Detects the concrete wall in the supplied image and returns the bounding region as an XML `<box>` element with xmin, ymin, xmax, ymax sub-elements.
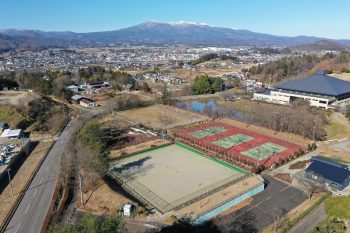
<box><xmin>195</xmin><ymin>181</ymin><xmax>265</xmax><ymax>225</ymax></box>
<box><xmin>253</xmin><ymin>90</ymin><xmax>331</xmax><ymax>109</ymax></box>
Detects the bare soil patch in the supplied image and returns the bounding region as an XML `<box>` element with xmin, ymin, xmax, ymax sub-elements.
<box><xmin>289</xmin><ymin>160</ymin><xmax>309</xmax><ymax>169</ymax></box>
<box><xmin>274</xmin><ymin>173</ymin><xmax>293</xmax><ymax>184</ymax></box>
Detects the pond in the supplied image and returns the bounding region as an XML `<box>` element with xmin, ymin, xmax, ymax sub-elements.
<box><xmin>175</xmin><ymin>99</ymin><xmax>251</xmax><ymax>122</ymax></box>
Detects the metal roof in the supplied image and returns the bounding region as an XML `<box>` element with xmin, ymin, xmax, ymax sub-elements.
<box><xmin>71</xmin><ymin>95</ymin><xmax>84</xmax><ymax>101</ymax></box>
<box><xmin>1</xmin><ymin>129</ymin><xmax>22</xmax><ymax>138</ymax></box>
<box><xmin>306</xmin><ymin>159</ymin><xmax>350</xmax><ymax>184</ymax></box>
<box><xmin>274</xmin><ymin>71</ymin><xmax>350</xmax><ymax>97</ymax></box>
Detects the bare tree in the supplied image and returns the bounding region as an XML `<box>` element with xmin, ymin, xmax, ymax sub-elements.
<box><xmin>300</xmin><ymin>179</ymin><xmax>324</xmax><ymax>199</ymax></box>
<box><xmin>271</xmin><ymin>208</ymin><xmax>287</xmax><ymax>233</ymax></box>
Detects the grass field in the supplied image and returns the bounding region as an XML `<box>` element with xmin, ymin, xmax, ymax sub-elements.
<box><xmin>109</xmin><ymin>144</ymin><xmax>245</xmax><ymax>213</ymax></box>
<box><xmin>212</xmin><ymin>133</ymin><xmax>254</xmax><ymax>149</ymax></box>
<box><xmin>0</xmin><ymin>105</ymin><xmax>25</xmax><ymax>128</ymax></box>
<box><xmin>190</xmin><ymin>126</ymin><xmax>227</xmax><ymax>139</ymax></box>
<box><xmin>324</xmin><ymin>195</ymin><xmax>350</xmax><ymax>219</ymax></box>
<box><xmin>241</xmin><ymin>142</ymin><xmax>287</xmax><ymax>161</ymax></box>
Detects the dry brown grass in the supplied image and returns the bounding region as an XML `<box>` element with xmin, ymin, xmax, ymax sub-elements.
<box><xmin>76</xmin><ymin>181</ymin><xmax>133</xmax><ymax>217</ymax></box>
<box><xmin>0</xmin><ymin>141</ymin><xmax>52</xmax><ymax>225</ymax></box>
<box><xmin>109</xmin><ymin>139</ymin><xmax>169</xmax><ymax>159</ymax></box>
<box><xmin>116</xmin><ymin>104</ymin><xmax>208</xmax><ymax>130</ymax></box>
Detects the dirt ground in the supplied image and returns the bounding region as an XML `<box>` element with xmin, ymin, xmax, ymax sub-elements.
<box><xmin>109</xmin><ymin>139</ymin><xmax>169</xmax><ymax>159</ymax></box>
<box><xmin>0</xmin><ymin>141</ymin><xmax>52</xmax><ymax>225</ymax></box>
<box><xmin>116</xmin><ymin>104</ymin><xmax>209</xmax><ymax>130</ymax></box>
<box><xmin>261</xmin><ymin>192</ymin><xmax>328</xmax><ymax>233</ymax></box>
<box><xmin>0</xmin><ymin>91</ymin><xmax>33</xmax><ymax>106</ymax></box>
<box><xmin>329</xmin><ymin>72</ymin><xmax>350</xmax><ymax>82</ymax></box>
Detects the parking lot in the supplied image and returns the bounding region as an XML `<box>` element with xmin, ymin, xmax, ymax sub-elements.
<box><xmin>216</xmin><ymin>175</ymin><xmax>307</xmax><ymax>232</ymax></box>
<box><xmin>0</xmin><ymin>142</ymin><xmax>21</xmax><ymax>173</ymax></box>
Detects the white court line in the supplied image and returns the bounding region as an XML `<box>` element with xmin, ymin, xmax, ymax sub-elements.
<box><xmin>25</xmin><ymin>204</ymin><xmax>31</xmax><ymax>214</ymax></box>
<box><xmin>33</xmin><ymin>189</ymin><xmax>38</xmax><ymax>198</ymax></box>
<box><xmin>14</xmin><ymin>223</ymin><xmax>21</xmax><ymax>233</ymax></box>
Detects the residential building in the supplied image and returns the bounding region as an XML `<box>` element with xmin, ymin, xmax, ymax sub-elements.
<box><xmin>80</xmin><ymin>98</ymin><xmax>96</xmax><ymax>108</ymax></box>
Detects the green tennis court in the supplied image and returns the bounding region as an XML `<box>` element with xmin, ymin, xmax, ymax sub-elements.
<box><xmin>241</xmin><ymin>142</ymin><xmax>287</xmax><ymax>160</ymax></box>
<box><xmin>211</xmin><ymin>133</ymin><xmax>254</xmax><ymax>149</ymax></box>
<box><xmin>190</xmin><ymin>126</ymin><xmax>227</xmax><ymax>139</ymax></box>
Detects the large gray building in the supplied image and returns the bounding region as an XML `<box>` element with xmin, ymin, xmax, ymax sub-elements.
<box><xmin>253</xmin><ymin>71</ymin><xmax>350</xmax><ymax>109</ymax></box>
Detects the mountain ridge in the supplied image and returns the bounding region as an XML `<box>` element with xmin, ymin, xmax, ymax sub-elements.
<box><xmin>1</xmin><ymin>21</ymin><xmax>350</xmax><ymax>50</ymax></box>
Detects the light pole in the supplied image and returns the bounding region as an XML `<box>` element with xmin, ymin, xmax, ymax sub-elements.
<box><xmin>6</xmin><ymin>169</ymin><xmax>13</xmax><ymax>196</ymax></box>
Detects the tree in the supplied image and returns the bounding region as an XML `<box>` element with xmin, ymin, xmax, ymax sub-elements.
<box><xmin>159</xmin><ymin>85</ymin><xmax>173</xmax><ymax>105</ymax></box>
<box><xmin>52</xmin><ymin>75</ymin><xmax>72</xmax><ymax>100</ymax></box>
<box><xmin>140</xmin><ymin>82</ymin><xmax>152</xmax><ymax>93</ymax></box>
<box><xmin>48</xmin><ymin>213</ymin><xmax>127</xmax><ymax>233</ymax></box>
<box><xmin>301</xmin><ymin>179</ymin><xmax>323</xmax><ymax>199</ymax></box>
<box><xmin>192</xmin><ymin>75</ymin><xmax>212</xmax><ymax>94</ymax></box>
<box><xmin>345</xmin><ymin>105</ymin><xmax>350</xmax><ymax>119</ymax></box>
<box><xmin>271</xmin><ymin>208</ymin><xmax>287</xmax><ymax>233</ymax></box>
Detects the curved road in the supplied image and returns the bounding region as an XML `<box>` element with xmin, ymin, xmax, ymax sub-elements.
<box><xmin>4</xmin><ymin>119</ymin><xmax>78</xmax><ymax>233</ymax></box>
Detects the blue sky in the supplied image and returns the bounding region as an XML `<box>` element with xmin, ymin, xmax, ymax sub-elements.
<box><xmin>1</xmin><ymin>0</ymin><xmax>349</xmax><ymax>39</ymax></box>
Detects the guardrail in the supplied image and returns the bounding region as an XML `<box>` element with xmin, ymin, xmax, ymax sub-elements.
<box><xmin>0</xmin><ymin>141</ymin><xmax>55</xmax><ymax>233</ymax></box>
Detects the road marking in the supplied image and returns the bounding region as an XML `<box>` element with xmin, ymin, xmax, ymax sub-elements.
<box><xmin>40</xmin><ymin>177</ymin><xmax>44</xmax><ymax>183</ymax></box>
<box><xmin>25</xmin><ymin>204</ymin><xmax>31</xmax><ymax>214</ymax></box>
<box><xmin>33</xmin><ymin>189</ymin><xmax>38</xmax><ymax>197</ymax></box>
<box><xmin>14</xmin><ymin>223</ymin><xmax>21</xmax><ymax>233</ymax></box>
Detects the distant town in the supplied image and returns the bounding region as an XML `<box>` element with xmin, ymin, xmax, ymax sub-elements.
<box><xmin>1</xmin><ymin>14</ymin><xmax>350</xmax><ymax>233</ymax></box>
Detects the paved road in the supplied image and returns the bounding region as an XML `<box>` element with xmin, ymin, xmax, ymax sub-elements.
<box><xmin>288</xmin><ymin>203</ymin><xmax>327</xmax><ymax>233</ymax></box>
<box><xmin>4</xmin><ymin>119</ymin><xmax>78</xmax><ymax>233</ymax></box>
<box><xmin>217</xmin><ymin>175</ymin><xmax>307</xmax><ymax>232</ymax></box>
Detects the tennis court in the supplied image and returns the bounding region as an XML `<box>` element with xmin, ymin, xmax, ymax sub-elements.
<box><xmin>190</xmin><ymin>126</ymin><xmax>227</xmax><ymax>139</ymax></box>
<box><xmin>211</xmin><ymin>133</ymin><xmax>254</xmax><ymax>149</ymax></box>
<box><xmin>109</xmin><ymin>143</ymin><xmax>246</xmax><ymax>213</ymax></box>
<box><xmin>241</xmin><ymin>142</ymin><xmax>287</xmax><ymax>161</ymax></box>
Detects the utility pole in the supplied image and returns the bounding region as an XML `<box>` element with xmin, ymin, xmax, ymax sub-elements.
<box><xmin>6</xmin><ymin>169</ymin><xmax>13</xmax><ymax>196</ymax></box>
<box><xmin>79</xmin><ymin>174</ymin><xmax>84</xmax><ymax>205</ymax></box>
<box><xmin>312</xmin><ymin>120</ymin><xmax>316</xmax><ymax>142</ymax></box>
